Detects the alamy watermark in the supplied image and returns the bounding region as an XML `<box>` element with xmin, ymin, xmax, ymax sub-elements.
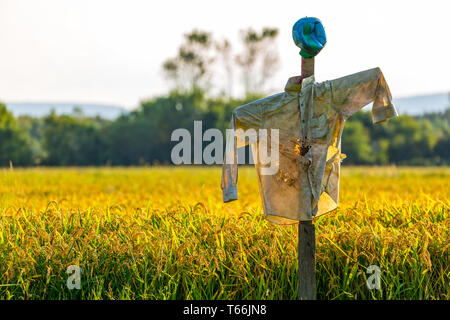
<box><xmin>66</xmin><ymin>265</ymin><xmax>82</xmax><ymax>290</ymax></box>
<box><xmin>171</xmin><ymin>121</ymin><xmax>279</xmax><ymax>175</ymax></box>
<box><xmin>366</xmin><ymin>265</ymin><xmax>381</xmax><ymax>291</ymax></box>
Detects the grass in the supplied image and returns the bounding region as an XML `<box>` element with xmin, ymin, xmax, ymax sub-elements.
<box><xmin>0</xmin><ymin>166</ymin><xmax>448</xmax><ymax>300</ymax></box>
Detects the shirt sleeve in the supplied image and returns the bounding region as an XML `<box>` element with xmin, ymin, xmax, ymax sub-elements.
<box><xmin>221</xmin><ymin>100</ymin><xmax>262</xmax><ymax>203</ymax></box>
<box><xmin>329</xmin><ymin>67</ymin><xmax>398</xmax><ymax>124</ymax></box>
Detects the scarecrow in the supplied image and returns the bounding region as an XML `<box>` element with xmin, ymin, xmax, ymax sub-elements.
<box><xmin>221</xmin><ymin>17</ymin><xmax>398</xmax><ymax>299</ymax></box>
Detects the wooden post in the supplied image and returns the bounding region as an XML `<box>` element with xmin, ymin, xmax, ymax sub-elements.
<box><xmin>298</xmin><ymin>56</ymin><xmax>316</xmax><ymax>300</ymax></box>
<box><xmin>298</xmin><ymin>220</ymin><xmax>316</xmax><ymax>299</ymax></box>
<box><xmin>301</xmin><ymin>57</ymin><xmax>314</xmax><ymax>79</ymax></box>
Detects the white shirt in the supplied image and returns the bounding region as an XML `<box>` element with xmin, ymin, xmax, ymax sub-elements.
<box><xmin>221</xmin><ymin>67</ymin><xmax>398</xmax><ymax>224</ymax></box>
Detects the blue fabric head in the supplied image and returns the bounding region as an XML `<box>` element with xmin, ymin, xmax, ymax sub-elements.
<box><xmin>292</xmin><ymin>17</ymin><xmax>327</xmax><ymax>58</ymax></box>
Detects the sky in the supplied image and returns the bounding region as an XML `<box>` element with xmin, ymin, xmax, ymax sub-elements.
<box><xmin>0</xmin><ymin>0</ymin><xmax>449</xmax><ymax>110</ymax></box>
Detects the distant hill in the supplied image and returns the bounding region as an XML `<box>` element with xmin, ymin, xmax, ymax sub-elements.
<box><xmin>5</xmin><ymin>102</ymin><xmax>128</xmax><ymax>120</ymax></box>
<box><xmin>394</xmin><ymin>92</ymin><xmax>449</xmax><ymax>115</ymax></box>
<box><xmin>360</xmin><ymin>92</ymin><xmax>449</xmax><ymax>115</ymax></box>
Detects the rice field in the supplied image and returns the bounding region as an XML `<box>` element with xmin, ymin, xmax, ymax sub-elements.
<box><xmin>0</xmin><ymin>166</ymin><xmax>448</xmax><ymax>300</ymax></box>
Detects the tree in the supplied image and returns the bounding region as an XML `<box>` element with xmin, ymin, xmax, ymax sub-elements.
<box><xmin>42</xmin><ymin>112</ymin><xmax>108</xmax><ymax>166</ymax></box>
<box><xmin>235</xmin><ymin>27</ymin><xmax>280</xmax><ymax>96</ymax></box>
<box><xmin>107</xmin><ymin>90</ymin><xmax>208</xmax><ymax>165</ymax></box>
<box><xmin>0</xmin><ymin>103</ymin><xmax>33</xmax><ymax>166</ymax></box>
<box><xmin>341</xmin><ymin>120</ymin><xmax>373</xmax><ymax>164</ymax></box>
<box><xmin>433</xmin><ymin>128</ymin><xmax>450</xmax><ymax>164</ymax></box>
<box><xmin>162</xmin><ymin>30</ymin><xmax>215</xmax><ymax>93</ymax></box>
<box><xmin>16</xmin><ymin>115</ymin><xmax>46</xmax><ymax>165</ymax></box>
<box><xmin>386</xmin><ymin>116</ymin><xmax>437</xmax><ymax>165</ymax></box>
<box><xmin>214</xmin><ymin>38</ymin><xmax>234</xmax><ymax>97</ymax></box>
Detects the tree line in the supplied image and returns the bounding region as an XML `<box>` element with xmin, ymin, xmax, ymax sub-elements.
<box><xmin>1</xmin><ymin>28</ymin><xmax>449</xmax><ymax>167</ymax></box>
<box><xmin>1</xmin><ymin>97</ymin><xmax>449</xmax><ymax>167</ymax></box>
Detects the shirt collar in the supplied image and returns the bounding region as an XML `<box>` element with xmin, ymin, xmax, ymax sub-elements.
<box><xmin>284</xmin><ymin>75</ymin><xmax>315</xmax><ymax>92</ymax></box>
